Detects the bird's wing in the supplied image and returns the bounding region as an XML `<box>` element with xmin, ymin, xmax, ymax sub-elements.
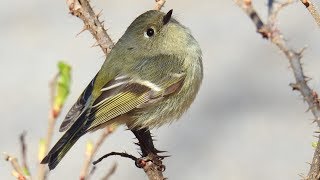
<box><xmin>86</xmin><ymin>72</ymin><xmax>185</xmax><ymax>131</ymax></box>
<box><xmin>59</xmin><ymin>74</ymin><xmax>97</xmax><ymax>132</ymax></box>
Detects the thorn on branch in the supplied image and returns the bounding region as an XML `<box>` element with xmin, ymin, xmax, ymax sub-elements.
<box><xmin>68</xmin><ymin>0</ymin><xmax>114</xmax><ymax>55</ymax></box>
<box><xmin>305</xmin><ymin>76</ymin><xmax>312</xmax><ymax>82</ymax></box>
<box><xmin>290</xmin><ymin>83</ymin><xmax>300</xmax><ymax>91</ymax></box>
<box><xmin>96</xmin><ymin>9</ymin><xmax>103</xmax><ymax>19</ymax></box>
<box><xmin>77</xmin><ymin>26</ymin><xmax>88</xmax><ymax>37</ymax></box>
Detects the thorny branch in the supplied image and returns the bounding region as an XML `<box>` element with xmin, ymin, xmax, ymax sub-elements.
<box><xmin>66</xmin><ymin>0</ymin><xmax>114</xmax><ymax>55</ymax></box>
<box><xmin>300</xmin><ymin>0</ymin><xmax>320</xmax><ymax>27</ymax></box>
<box><xmin>235</xmin><ymin>0</ymin><xmax>320</xmax><ymax>179</ymax></box>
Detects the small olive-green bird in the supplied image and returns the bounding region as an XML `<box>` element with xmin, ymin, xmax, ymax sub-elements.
<box><xmin>41</xmin><ymin>9</ymin><xmax>203</xmax><ymax>170</ymax></box>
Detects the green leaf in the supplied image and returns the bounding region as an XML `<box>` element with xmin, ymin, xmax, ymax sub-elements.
<box><xmin>53</xmin><ymin>61</ymin><xmax>72</xmax><ymax>115</ymax></box>
<box><xmin>22</xmin><ymin>167</ymin><xmax>30</xmax><ymax>176</ymax></box>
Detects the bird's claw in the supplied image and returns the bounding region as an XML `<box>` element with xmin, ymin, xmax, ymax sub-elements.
<box><xmin>135</xmin><ymin>155</ymin><xmax>167</xmax><ymax>172</ymax></box>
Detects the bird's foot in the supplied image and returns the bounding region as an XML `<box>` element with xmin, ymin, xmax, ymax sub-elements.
<box><xmin>135</xmin><ymin>153</ymin><xmax>166</xmax><ymax>172</ymax></box>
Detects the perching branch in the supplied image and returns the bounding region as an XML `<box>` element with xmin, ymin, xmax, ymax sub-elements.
<box><xmin>141</xmin><ymin>153</ymin><xmax>166</xmax><ymax>180</ymax></box>
<box><xmin>235</xmin><ymin>0</ymin><xmax>320</xmax><ymax>179</ymax></box>
<box><xmin>94</xmin><ymin>129</ymin><xmax>167</xmax><ymax>180</ymax></box>
<box><xmin>299</xmin><ymin>0</ymin><xmax>320</xmax><ymax>27</ymax></box>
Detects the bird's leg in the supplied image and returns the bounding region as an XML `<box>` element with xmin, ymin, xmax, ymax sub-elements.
<box><xmin>131</xmin><ymin>128</ymin><xmax>156</xmax><ymax>156</ymax></box>
<box><xmin>131</xmin><ymin>128</ymin><xmax>167</xmax><ymax>171</ymax></box>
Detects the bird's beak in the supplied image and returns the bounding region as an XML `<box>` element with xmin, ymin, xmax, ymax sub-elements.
<box><xmin>163</xmin><ymin>9</ymin><xmax>173</xmax><ymax>25</ymax></box>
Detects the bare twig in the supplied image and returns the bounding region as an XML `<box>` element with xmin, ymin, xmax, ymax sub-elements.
<box><xmin>79</xmin><ymin>126</ymin><xmax>114</xmax><ymax>180</ymax></box>
<box><xmin>38</xmin><ymin>73</ymin><xmax>60</xmax><ymax>180</ymax></box>
<box><xmin>66</xmin><ymin>0</ymin><xmax>114</xmax><ymax>55</ymax></box>
<box><xmin>300</xmin><ymin>0</ymin><xmax>320</xmax><ymax>27</ymax></box>
<box><xmin>19</xmin><ymin>132</ymin><xmax>31</xmax><ymax>178</ymax></box>
<box><xmin>37</xmin><ymin>74</ymin><xmax>59</xmax><ymax>180</ymax></box>
<box><xmin>93</xmin><ymin>152</ymin><xmax>138</xmax><ymax>165</ymax></box>
<box><xmin>154</xmin><ymin>0</ymin><xmax>166</xmax><ymax>11</ymax></box>
<box><xmin>101</xmin><ymin>163</ymin><xmax>117</xmax><ymax>180</ymax></box>
<box><xmin>235</xmin><ymin>0</ymin><xmax>320</xmax><ymax>179</ymax></box>
<box><xmin>4</xmin><ymin>153</ymin><xmax>27</xmax><ymax>180</ymax></box>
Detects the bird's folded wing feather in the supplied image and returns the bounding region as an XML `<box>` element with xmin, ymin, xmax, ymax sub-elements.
<box><xmin>85</xmin><ymin>72</ymin><xmax>185</xmax><ymax>131</ymax></box>
<box><xmin>59</xmin><ymin>74</ymin><xmax>98</xmax><ymax>132</ymax></box>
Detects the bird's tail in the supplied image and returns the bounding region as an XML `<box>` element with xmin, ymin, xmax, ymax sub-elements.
<box><xmin>41</xmin><ymin>113</ymin><xmax>88</xmax><ymax>170</ymax></box>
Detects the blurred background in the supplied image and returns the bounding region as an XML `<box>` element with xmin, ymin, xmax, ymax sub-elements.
<box><xmin>1</xmin><ymin>0</ymin><xmax>320</xmax><ymax>179</ymax></box>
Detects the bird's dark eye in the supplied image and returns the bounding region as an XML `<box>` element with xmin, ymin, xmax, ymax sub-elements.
<box><xmin>145</xmin><ymin>28</ymin><xmax>155</xmax><ymax>37</ymax></box>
